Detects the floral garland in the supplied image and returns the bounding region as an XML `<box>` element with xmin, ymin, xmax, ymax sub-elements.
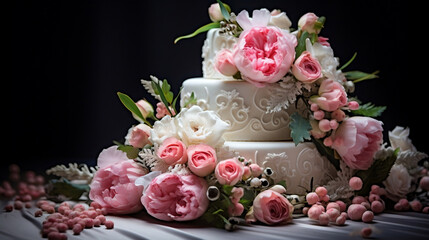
<box><xmin>82</xmin><ymin>0</ymin><xmax>428</xmax><ymax>232</ymax></box>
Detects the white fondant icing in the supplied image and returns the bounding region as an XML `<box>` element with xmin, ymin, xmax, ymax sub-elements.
<box><xmin>223</xmin><ymin>141</ymin><xmax>337</xmax><ymax>195</ymax></box>
<box><xmin>181</xmin><ymin>78</ymin><xmax>305</xmax><ymax>141</ymax></box>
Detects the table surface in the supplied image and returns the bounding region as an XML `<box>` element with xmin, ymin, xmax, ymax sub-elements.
<box><xmin>1</xmin><ymin>200</ymin><xmax>428</xmax><ymax>240</ymax></box>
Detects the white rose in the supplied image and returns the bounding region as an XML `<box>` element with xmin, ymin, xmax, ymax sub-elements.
<box><xmin>388</xmin><ymin>126</ymin><xmax>417</xmax><ymax>152</ymax></box>
<box><xmin>383</xmin><ymin>164</ymin><xmax>412</xmax><ymax>202</ymax></box>
<box><xmin>149</xmin><ymin>115</ymin><xmax>179</xmax><ymax>147</ymax></box>
<box><xmin>176</xmin><ymin>105</ymin><xmax>229</xmax><ymax>147</ymax></box>
<box><xmin>269</xmin><ymin>11</ymin><xmax>292</xmax><ymax>30</ymax></box>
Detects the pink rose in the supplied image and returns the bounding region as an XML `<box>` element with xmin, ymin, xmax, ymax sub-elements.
<box><xmin>187</xmin><ymin>144</ymin><xmax>217</xmax><ymax>177</ymax></box>
<box><xmin>208</xmin><ymin>2</ymin><xmax>230</xmax><ymax>22</ymax></box>
<box><xmin>141</xmin><ymin>173</ymin><xmax>209</xmax><ymax>221</ymax></box>
<box><xmin>156</xmin><ymin>137</ymin><xmax>187</xmax><ymax>165</ymax></box>
<box><xmin>215</xmin><ymin>49</ymin><xmax>238</xmax><ymax>76</ymax></box>
<box><xmin>298</xmin><ymin>12</ymin><xmax>319</xmax><ymax>34</ymax></box>
<box><xmin>330</xmin><ymin>117</ymin><xmax>383</xmax><ymax>170</ymax></box>
<box><xmin>253</xmin><ymin>189</ymin><xmax>294</xmax><ymax>225</ymax></box>
<box><xmin>133</xmin><ymin>99</ymin><xmax>154</xmax><ymax>121</ymax></box>
<box><xmin>89</xmin><ymin>146</ymin><xmax>148</xmax><ymax>214</ymax></box>
<box><xmin>128</xmin><ymin>124</ymin><xmax>152</xmax><ymax>148</ymax></box>
<box><xmin>215</xmin><ymin>158</ymin><xmax>244</xmax><ymax>186</ymax></box>
<box><xmin>234</xmin><ymin>9</ymin><xmax>297</xmax><ymax>87</ymax></box>
<box><xmin>311</xmin><ymin>79</ymin><xmax>348</xmax><ymax>112</ymax></box>
<box><xmin>292</xmin><ymin>51</ymin><xmax>322</xmax><ymax>83</ymax></box>
<box><xmin>155</xmin><ymin>102</ymin><xmax>175</xmax><ymax>119</ymax></box>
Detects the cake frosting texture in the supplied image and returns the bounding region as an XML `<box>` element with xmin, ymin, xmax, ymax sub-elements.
<box><xmin>181</xmin><ymin>77</ymin><xmax>306</xmax><ymax>141</ymax></box>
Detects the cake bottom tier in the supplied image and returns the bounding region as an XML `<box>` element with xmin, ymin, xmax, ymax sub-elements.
<box><xmin>223</xmin><ymin>141</ymin><xmax>337</xmax><ymax>195</ymax></box>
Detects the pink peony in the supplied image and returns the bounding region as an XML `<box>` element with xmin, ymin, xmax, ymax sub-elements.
<box><xmin>215</xmin><ymin>49</ymin><xmax>238</xmax><ymax>76</ymax></box>
<box><xmin>89</xmin><ymin>146</ymin><xmax>148</xmax><ymax>214</ymax></box>
<box><xmin>330</xmin><ymin>117</ymin><xmax>383</xmax><ymax>170</ymax></box>
<box><xmin>253</xmin><ymin>189</ymin><xmax>294</xmax><ymax>225</ymax></box>
<box><xmin>156</xmin><ymin>137</ymin><xmax>187</xmax><ymax>165</ymax></box>
<box><xmin>128</xmin><ymin>124</ymin><xmax>151</xmax><ymax>148</ymax></box>
<box><xmin>292</xmin><ymin>51</ymin><xmax>322</xmax><ymax>83</ymax></box>
<box><xmin>141</xmin><ymin>173</ymin><xmax>209</xmax><ymax>221</ymax></box>
<box><xmin>215</xmin><ymin>158</ymin><xmax>244</xmax><ymax>186</ymax></box>
<box><xmin>311</xmin><ymin>79</ymin><xmax>348</xmax><ymax>112</ymax></box>
<box><xmin>233</xmin><ymin>9</ymin><xmax>297</xmax><ymax>87</ymax></box>
<box><xmin>187</xmin><ymin>144</ymin><xmax>217</xmax><ymax>177</ymax></box>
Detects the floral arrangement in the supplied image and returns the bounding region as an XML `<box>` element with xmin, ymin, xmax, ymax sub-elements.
<box><xmin>9</xmin><ymin>0</ymin><xmax>424</xmax><ymax>236</ymax></box>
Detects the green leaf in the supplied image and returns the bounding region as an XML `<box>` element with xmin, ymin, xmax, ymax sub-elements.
<box><xmin>183</xmin><ymin>92</ymin><xmax>197</xmax><ymax>108</ymax></box>
<box><xmin>314</xmin><ymin>16</ymin><xmax>326</xmax><ymax>31</ymax></box>
<box><xmin>312</xmin><ymin>137</ymin><xmax>340</xmax><ymax>171</ymax></box>
<box><xmin>289</xmin><ymin>113</ymin><xmax>312</xmax><ymax>146</ymax></box>
<box><xmin>345</xmin><ymin>70</ymin><xmax>379</xmax><ymax>83</ymax></box>
<box><xmin>171</xmin><ymin>87</ymin><xmax>183</xmax><ymax>114</ymax></box>
<box><xmin>351</xmin><ymin>102</ymin><xmax>386</xmax><ymax>117</ymax></box>
<box><xmin>48</xmin><ymin>179</ymin><xmax>89</xmax><ymax>201</ymax></box>
<box><xmin>355</xmin><ymin>148</ymin><xmax>399</xmax><ymax>196</ymax></box>
<box><xmin>116</xmin><ymin>144</ymin><xmax>140</xmax><ymax>159</ymax></box>
<box><xmin>174</xmin><ymin>22</ymin><xmax>220</xmax><ymax>44</ymax></box>
<box><xmin>217</xmin><ymin>0</ymin><xmax>230</xmax><ymax>21</ymax></box>
<box><xmin>151</xmin><ymin>80</ymin><xmax>174</xmax><ymax>116</ymax></box>
<box><xmin>339</xmin><ymin>52</ymin><xmax>357</xmax><ymax>70</ymax></box>
<box><xmin>276</xmin><ymin>180</ymin><xmax>287</xmax><ymax>190</ymax></box>
<box><xmin>117</xmin><ymin>92</ymin><xmax>144</xmax><ymax>121</ymax></box>
<box><xmin>295</xmin><ymin>32</ymin><xmax>309</xmax><ymax>59</ymax></box>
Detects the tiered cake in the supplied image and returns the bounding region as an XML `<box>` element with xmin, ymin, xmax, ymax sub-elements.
<box><xmin>180</xmin><ymin>28</ymin><xmax>336</xmax><ymax>195</ymax></box>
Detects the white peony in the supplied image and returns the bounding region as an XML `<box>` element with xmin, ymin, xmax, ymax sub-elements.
<box><xmin>149</xmin><ymin>115</ymin><xmax>179</xmax><ymax>147</ymax></box>
<box><xmin>176</xmin><ymin>105</ymin><xmax>229</xmax><ymax>147</ymax></box>
<box><xmin>383</xmin><ymin>164</ymin><xmax>412</xmax><ymax>202</ymax></box>
<box><xmin>388</xmin><ymin>126</ymin><xmax>417</xmax><ymax>152</ymax></box>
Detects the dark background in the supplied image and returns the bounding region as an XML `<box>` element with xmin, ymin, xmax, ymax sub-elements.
<box><xmin>5</xmin><ymin>0</ymin><xmax>419</xmax><ymax>178</ymax></box>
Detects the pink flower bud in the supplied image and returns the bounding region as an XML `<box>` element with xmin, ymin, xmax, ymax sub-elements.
<box><xmin>134</xmin><ymin>99</ymin><xmax>154</xmax><ymax>120</ymax></box>
<box><xmin>298</xmin><ymin>13</ymin><xmax>320</xmax><ymax>34</ymax></box>
<box><xmin>331</xmin><ymin>109</ymin><xmax>345</xmax><ymax>122</ymax></box>
<box><xmin>310</xmin><ymin>103</ymin><xmax>319</xmax><ymax>111</ymax></box>
<box><xmin>323</xmin><ymin>137</ymin><xmax>333</xmax><ymax>147</ymax></box>
<box><xmin>348</xmin><ymin>101</ymin><xmax>359</xmax><ymax>110</ymax></box>
<box><xmin>249</xmin><ymin>164</ymin><xmax>263</xmax><ymax>177</ymax></box>
<box><xmin>208</xmin><ymin>3</ymin><xmax>225</xmax><ymax>22</ymax></box>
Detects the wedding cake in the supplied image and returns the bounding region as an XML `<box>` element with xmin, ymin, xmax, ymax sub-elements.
<box><xmin>180</xmin><ymin>28</ymin><xmax>336</xmax><ymax>195</ymax></box>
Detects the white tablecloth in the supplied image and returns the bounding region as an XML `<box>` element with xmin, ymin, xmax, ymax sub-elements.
<box><xmin>1</xmin><ymin>201</ymin><xmax>428</xmax><ymax>240</ymax></box>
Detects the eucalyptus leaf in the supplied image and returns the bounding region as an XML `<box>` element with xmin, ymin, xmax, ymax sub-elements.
<box><xmin>48</xmin><ymin>179</ymin><xmax>89</xmax><ymax>201</ymax></box>
<box><xmin>289</xmin><ymin>113</ymin><xmax>312</xmax><ymax>146</ymax></box>
<box><xmin>174</xmin><ymin>22</ymin><xmax>220</xmax><ymax>44</ymax></box>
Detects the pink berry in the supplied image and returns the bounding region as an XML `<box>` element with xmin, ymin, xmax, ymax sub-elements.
<box><xmin>422</xmin><ymin>207</ymin><xmax>429</xmax><ymax>213</ymax></box>
<box><xmin>310</xmin><ymin>103</ymin><xmax>319</xmax><ymax>111</ymax></box>
<box><xmin>4</xmin><ymin>204</ymin><xmax>13</xmax><ymax>212</ymax></box>
<box><xmin>362</xmin><ymin>211</ymin><xmax>374</xmax><ymax>223</ymax></box>
<box><xmin>371</xmin><ymin>200</ymin><xmax>384</xmax><ymax>214</ymax></box>
<box><xmin>73</xmin><ymin>224</ymin><xmax>83</xmax><ymax>235</ymax></box>
<box><xmin>105</xmin><ymin>220</ymin><xmax>114</xmax><ymax>229</ymax></box>
<box><xmin>56</xmin><ymin>223</ymin><xmax>68</xmax><ymax>232</ymax></box>
<box><xmin>335</xmin><ymin>200</ymin><xmax>347</xmax><ymax>212</ymax></box>
<box><xmin>398</xmin><ymin>198</ymin><xmax>410</xmax><ymax>210</ymax></box>
<box><xmin>90</xmin><ymin>201</ymin><xmax>102</xmax><ymax>210</ymax></box>
<box><xmin>84</xmin><ymin>218</ymin><xmax>94</xmax><ymax>228</ymax></box>
<box><xmin>306</xmin><ymin>192</ymin><xmax>319</xmax><ymax>205</ymax></box>
<box><xmin>347</xmin><ymin>204</ymin><xmax>366</xmax><ymax>221</ymax></box>
<box><xmin>318</xmin><ymin>213</ymin><xmax>330</xmax><ymax>226</ymax></box>
<box><xmin>420</xmin><ymin>176</ymin><xmax>429</xmax><ymax>191</ymax></box>
<box><xmin>96</xmin><ymin>215</ymin><xmax>106</xmax><ymax>224</ymax></box>
<box><xmin>368</xmin><ymin>194</ymin><xmax>380</xmax><ymax>203</ymax></box>
<box><xmin>321</xmin><ymin>195</ymin><xmax>330</xmax><ymax>202</ymax></box>
<box><xmin>25</xmin><ymin>202</ymin><xmax>32</xmax><ymax>208</ymax></box>
<box><xmin>335</xmin><ymin>215</ymin><xmax>346</xmax><ymax>225</ymax></box>
<box><xmin>319</xmin><ymin>119</ymin><xmax>331</xmax><ymax>132</ymax></box>
<box><xmin>326</xmin><ymin>202</ymin><xmax>340</xmax><ymax>211</ymax></box>
<box><xmin>326</xmin><ymin>208</ymin><xmax>340</xmax><ymax>222</ymax></box>
<box><xmin>314</xmin><ymin>110</ymin><xmax>325</xmax><ymax>120</ymax></box>
<box><xmin>93</xmin><ymin>218</ymin><xmax>101</xmax><ymax>227</ymax></box>
<box><xmin>35</xmin><ymin>210</ymin><xmax>43</xmax><ymax>217</ymax></box>
<box><xmin>329</xmin><ymin>120</ymin><xmax>339</xmax><ymax>130</ymax></box>
<box><xmin>331</xmin><ymin>109</ymin><xmax>345</xmax><ymax>122</ymax></box>
<box><xmin>308</xmin><ymin>204</ymin><xmax>325</xmax><ymax>220</ymax></box>
<box><xmin>361</xmin><ymin>227</ymin><xmax>372</xmax><ymax>238</ymax></box>
<box><xmin>361</xmin><ymin>201</ymin><xmax>371</xmax><ymax>210</ymax></box>
<box><xmin>352</xmin><ymin>196</ymin><xmax>367</xmax><ymax>204</ymax></box>
<box><xmin>302</xmin><ymin>207</ymin><xmax>309</xmax><ymax>215</ymax></box>
<box><xmin>14</xmin><ymin>200</ymin><xmax>23</xmax><ymax>210</ymax></box>
<box><xmin>410</xmin><ymin>200</ymin><xmax>423</xmax><ymax>212</ymax></box>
